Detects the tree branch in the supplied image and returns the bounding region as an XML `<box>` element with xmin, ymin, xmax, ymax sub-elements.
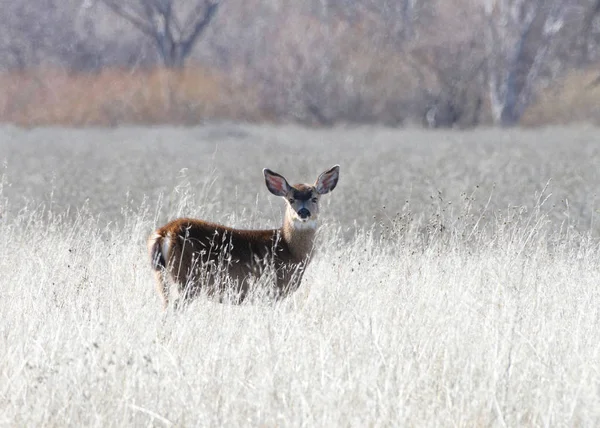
<box><xmin>180</xmin><ymin>2</ymin><xmax>218</xmax><ymax>58</ymax></box>
<box><xmin>99</xmin><ymin>0</ymin><xmax>155</xmax><ymax>37</ymax></box>
<box><xmin>100</xmin><ymin>0</ymin><xmax>218</xmax><ymax>68</ymax></box>
<box><xmin>516</xmin><ymin>0</ymin><xmax>567</xmax><ymax>117</ymax></box>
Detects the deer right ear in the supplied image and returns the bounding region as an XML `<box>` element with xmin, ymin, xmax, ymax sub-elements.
<box><xmin>315</xmin><ymin>165</ymin><xmax>340</xmax><ymax>194</ymax></box>
<box><xmin>264</xmin><ymin>169</ymin><xmax>291</xmax><ymax>196</ymax></box>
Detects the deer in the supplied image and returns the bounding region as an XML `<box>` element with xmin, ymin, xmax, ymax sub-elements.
<box><xmin>147</xmin><ymin>165</ymin><xmax>340</xmax><ymax>308</ymax></box>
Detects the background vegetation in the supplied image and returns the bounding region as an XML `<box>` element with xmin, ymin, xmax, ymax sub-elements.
<box><xmin>2</xmin><ymin>0</ymin><xmax>600</xmax><ymax>127</ymax></box>
<box><xmin>2</xmin><ymin>126</ymin><xmax>600</xmax><ymax>426</ymax></box>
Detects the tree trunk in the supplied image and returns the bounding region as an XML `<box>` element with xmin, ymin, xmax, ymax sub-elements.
<box><xmin>162</xmin><ymin>46</ymin><xmax>185</xmax><ymax>69</ymax></box>
<box><xmin>401</xmin><ymin>0</ymin><xmax>415</xmax><ymax>40</ymax></box>
<box><xmin>154</xmin><ymin>33</ymin><xmax>186</xmax><ymax>68</ymax></box>
<box><xmin>581</xmin><ymin>0</ymin><xmax>600</xmax><ymax>62</ymax></box>
<box><xmin>499</xmin><ymin>68</ymin><xmax>520</xmax><ymax>126</ymax></box>
<box><xmin>483</xmin><ymin>0</ymin><xmax>565</xmax><ymax>127</ymax></box>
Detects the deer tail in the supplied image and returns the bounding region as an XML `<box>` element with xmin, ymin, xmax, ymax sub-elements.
<box><xmin>148</xmin><ymin>231</ymin><xmax>168</xmax><ymax>271</ymax></box>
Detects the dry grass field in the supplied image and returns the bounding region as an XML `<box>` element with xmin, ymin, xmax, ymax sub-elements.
<box><xmin>0</xmin><ymin>69</ymin><xmax>263</xmax><ymax>127</ymax></box>
<box><xmin>1</xmin><ymin>124</ymin><xmax>600</xmax><ymax>426</ymax></box>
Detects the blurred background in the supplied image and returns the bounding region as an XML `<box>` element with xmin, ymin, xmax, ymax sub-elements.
<box><xmin>0</xmin><ymin>0</ymin><xmax>599</xmax><ymax>128</ymax></box>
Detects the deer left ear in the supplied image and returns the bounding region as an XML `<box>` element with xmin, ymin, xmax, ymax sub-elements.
<box><xmin>315</xmin><ymin>165</ymin><xmax>340</xmax><ymax>194</ymax></box>
<box><xmin>264</xmin><ymin>168</ymin><xmax>292</xmax><ymax>196</ymax></box>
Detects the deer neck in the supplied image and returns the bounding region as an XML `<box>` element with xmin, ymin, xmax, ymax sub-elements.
<box><xmin>281</xmin><ymin>207</ymin><xmax>317</xmax><ymax>261</ymax></box>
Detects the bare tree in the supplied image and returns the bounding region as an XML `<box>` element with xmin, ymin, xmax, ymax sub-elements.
<box><xmin>0</xmin><ymin>0</ymin><xmax>94</xmax><ymax>70</ymax></box>
<box><xmin>412</xmin><ymin>40</ymin><xmax>486</xmax><ymax>128</ymax></box>
<box><xmin>98</xmin><ymin>0</ymin><xmax>219</xmax><ymax>68</ymax></box>
<box><xmin>580</xmin><ymin>0</ymin><xmax>600</xmax><ymax>61</ymax></box>
<box><xmin>483</xmin><ymin>0</ymin><xmax>568</xmax><ymax>126</ymax></box>
<box><xmin>401</xmin><ymin>0</ymin><xmax>417</xmax><ymax>39</ymax></box>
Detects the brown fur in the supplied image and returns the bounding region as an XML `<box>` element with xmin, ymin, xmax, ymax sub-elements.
<box><xmin>148</xmin><ymin>218</ymin><xmax>312</xmax><ymax>307</ymax></box>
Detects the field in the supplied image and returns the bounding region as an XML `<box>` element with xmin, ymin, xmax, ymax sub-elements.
<box><xmin>1</xmin><ymin>124</ymin><xmax>600</xmax><ymax>426</ymax></box>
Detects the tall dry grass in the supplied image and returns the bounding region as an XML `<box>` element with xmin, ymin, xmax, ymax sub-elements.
<box><xmin>1</xmin><ymin>169</ymin><xmax>600</xmax><ymax>426</ymax></box>
<box><xmin>0</xmin><ymin>67</ymin><xmax>265</xmax><ymax>127</ymax></box>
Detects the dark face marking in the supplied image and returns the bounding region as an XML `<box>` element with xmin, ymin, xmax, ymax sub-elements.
<box><xmin>292</xmin><ymin>184</ymin><xmax>313</xmax><ymax>201</ymax></box>
<box><xmin>293</xmin><ymin>189</ymin><xmax>312</xmax><ymax>201</ymax></box>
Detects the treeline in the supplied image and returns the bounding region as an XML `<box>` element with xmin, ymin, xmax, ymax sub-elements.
<box><xmin>1</xmin><ymin>0</ymin><xmax>599</xmax><ymax>127</ymax></box>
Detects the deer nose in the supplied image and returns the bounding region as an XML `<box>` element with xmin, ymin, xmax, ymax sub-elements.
<box><xmin>298</xmin><ymin>208</ymin><xmax>311</xmax><ymax>219</ymax></box>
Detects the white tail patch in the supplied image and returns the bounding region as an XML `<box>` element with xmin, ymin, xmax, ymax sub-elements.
<box><xmin>148</xmin><ymin>231</ymin><xmax>161</xmax><ymax>245</ymax></box>
<box><xmin>162</xmin><ymin>232</ymin><xmax>171</xmax><ymax>262</ymax></box>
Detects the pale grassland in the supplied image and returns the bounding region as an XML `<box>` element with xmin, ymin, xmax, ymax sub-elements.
<box><xmin>1</xmin><ymin>125</ymin><xmax>600</xmax><ymax>427</ymax></box>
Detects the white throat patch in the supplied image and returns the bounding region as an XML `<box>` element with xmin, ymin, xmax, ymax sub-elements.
<box><xmin>291</xmin><ymin>218</ymin><xmax>318</xmax><ymax>230</ymax></box>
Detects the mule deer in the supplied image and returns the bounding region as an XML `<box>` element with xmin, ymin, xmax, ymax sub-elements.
<box><xmin>148</xmin><ymin>165</ymin><xmax>340</xmax><ymax>308</ymax></box>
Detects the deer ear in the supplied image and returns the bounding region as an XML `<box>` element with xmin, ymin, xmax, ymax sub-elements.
<box><xmin>264</xmin><ymin>169</ymin><xmax>291</xmax><ymax>196</ymax></box>
<box><xmin>315</xmin><ymin>165</ymin><xmax>340</xmax><ymax>194</ymax></box>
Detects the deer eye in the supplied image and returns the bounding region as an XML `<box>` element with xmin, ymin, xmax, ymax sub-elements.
<box><xmin>311</xmin><ymin>198</ymin><xmax>318</xmax><ymax>203</ymax></box>
<box><xmin>288</xmin><ymin>198</ymin><xmax>295</xmax><ymax>204</ymax></box>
